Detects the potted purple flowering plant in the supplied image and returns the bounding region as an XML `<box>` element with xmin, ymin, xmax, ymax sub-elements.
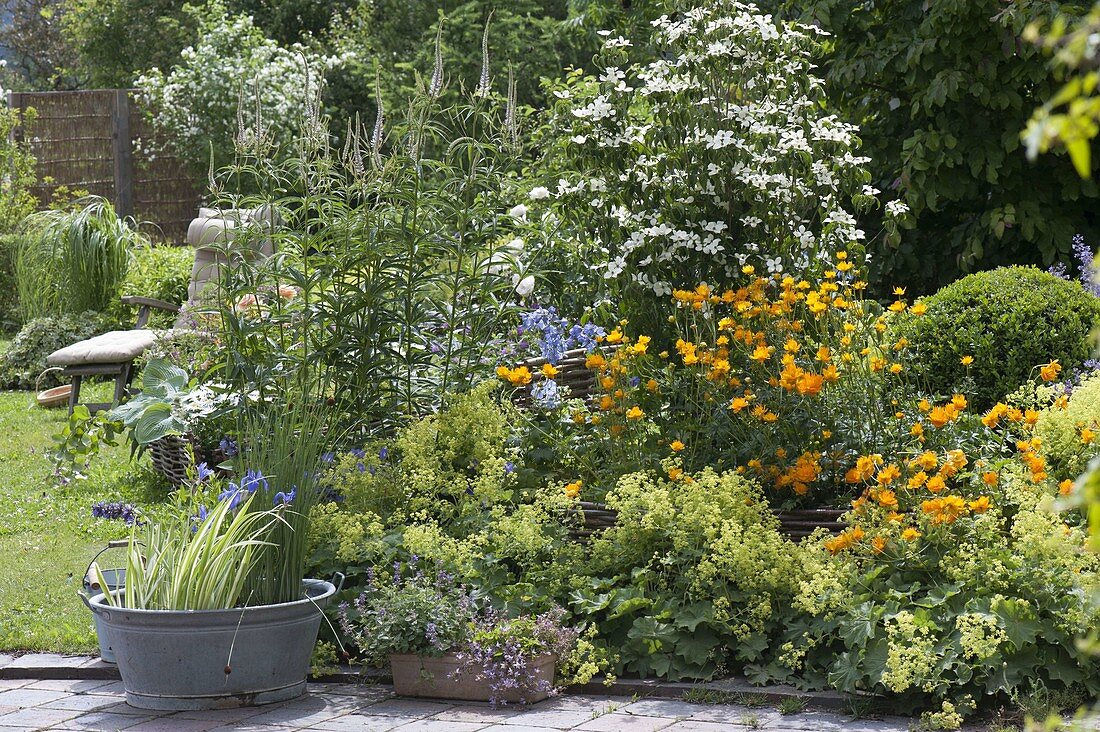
<box><xmin>340</xmin><ymin>563</ymin><xmax>581</xmax><ymax>706</ymax></box>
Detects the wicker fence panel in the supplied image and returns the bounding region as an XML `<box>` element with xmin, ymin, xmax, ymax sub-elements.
<box><xmin>7</xmin><ymin>89</ymin><xmax>201</xmax><ymax>243</ymax></box>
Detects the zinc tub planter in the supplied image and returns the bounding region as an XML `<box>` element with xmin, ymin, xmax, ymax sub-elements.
<box><xmin>389</xmin><ymin>652</ymin><xmax>556</xmax><ymax>704</ymax></box>
<box><xmin>83</xmin><ymin>579</ymin><xmax>336</xmax><ymax>711</ymax></box>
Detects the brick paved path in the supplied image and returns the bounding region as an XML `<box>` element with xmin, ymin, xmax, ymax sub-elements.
<box><xmin>10</xmin><ymin>673</ymin><xmax>1064</xmax><ymax>730</ymax></box>
<box><xmin>0</xmin><ymin>677</ymin><xmax>1016</xmax><ymax>732</ymax></box>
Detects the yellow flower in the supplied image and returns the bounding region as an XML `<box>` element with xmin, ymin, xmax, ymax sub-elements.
<box><xmin>605</xmin><ymin>329</ymin><xmax>624</xmax><ymax>344</ymax></box>
<box><xmin>541</xmin><ymin>363</ymin><xmax>559</xmax><ymax>378</ymax></box>
<box><xmin>670</xmin><ymin>440</ymin><xmax>685</xmax><ymax>452</ymax></box>
<box><xmin>730</xmin><ymin>396</ymin><xmax>750</xmax><ymax>412</ymax></box>
<box><xmin>572</xmin><ymin>411</ymin><xmax>586</xmax><ymax>425</ymax></box>
<box><xmin>909</xmin><ymin>301</ymin><xmax>927</xmax><ymax>316</ymax></box>
<box><xmin>968</xmin><ymin>496</ymin><xmax>991</xmax><ymax>514</ymax></box>
<box><xmin>626</xmin><ymin>406</ymin><xmax>645</xmax><ymax>420</ymax></box>
<box><xmin>872</xmin><ymin>536</ymin><xmax>888</xmax><ymax>553</ymax></box>
<box><xmin>960</xmin><ymin>355</ymin><xmax>974</xmax><ymax>366</ymax></box>
<box><xmin>889</xmin><ymin>363</ymin><xmax>903</xmax><ymax>374</ymax></box>
<box><xmin>1081</xmin><ymin>427</ymin><xmax>1095</xmax><ymax>445</ymax></box>
<box><xmin>901</xmin><ymin>527</ymin><xmax>921</xmax><ymax>541</ymax></box>
<box><xmin>646</xmin><ymin>378</ymin><xmax>659</xmax><ymax>393</ymax></box>
<box><xmin>750</xmin><ymin>344</ymin><xmax>773</xmax><ymax>362</ymax></box>
<box><xmin>496</xmin><ymin>365</ymin><xmax>532</xmax><ymax>386</ymax></box>
<box><xmin>1059</xmin><ymin>479</ymin><xmax>1075</xmax><ymax>496</ymax></box>
<box><xmin>1040</xmin><ymin>360</ymin><xmax>1062</xmax><ymax>382</ymax></box>
<box><xmin>563</xmin><ymin>480</ymin><xmax>582</xmax><ymax>499</ymax></box>
<box><xmin>585</xmin><ymin>354</ymin><xmax>607</xmax><ymax>369</ymax></box>
<box><xmin>667</xmin><ymin>466</ymin><xmax>684</xmax><ymax>481</ymax></box>
<box><xmin>982</xmin><ymin>471</ymin><xmax>999</xmax><ymax>487</ymax></box>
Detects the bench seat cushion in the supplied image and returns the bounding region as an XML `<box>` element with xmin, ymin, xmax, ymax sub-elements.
<box><xmin>47</xmin><ymin>330</ymin><xmax>163</xmax><ymax>367</ymax></box>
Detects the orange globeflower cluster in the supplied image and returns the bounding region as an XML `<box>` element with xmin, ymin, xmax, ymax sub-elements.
<box><xmin>496</xmin><ymin>365</ymin><xmax>532</xmax><ymax>386</ymax></box>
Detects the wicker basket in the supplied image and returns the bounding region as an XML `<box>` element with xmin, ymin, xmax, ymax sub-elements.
<box><xmin>564</xmin><ymin>502</ymin><xmax>845</xmax><ymax>541</ymax></box>
<box><xmin>773</xmin><ymin>508</ymin><xmax>847</xmax><ymax>539</ymax></box>
<box><xmin>515</xmin><ymin>346</ymin><xmax>620</xmax><ymax>406</ymax></box>
<box><xmin>148</xmin><ymin>434</ymin><xmax>226</xmax><ymax>486</ymax></box>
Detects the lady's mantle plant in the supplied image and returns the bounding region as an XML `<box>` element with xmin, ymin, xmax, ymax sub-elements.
<box><xmin>536</xmin><ymin>1</ymin><xmax>907</xmax><ymax>308</ymax></box>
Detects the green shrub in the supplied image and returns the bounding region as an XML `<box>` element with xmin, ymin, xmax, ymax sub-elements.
<box><xmin>1034</xmin><ymin>374</ymin><xmax>1100</xmax><ymax>480</ymax></box>
<box><xmin>895</xmin><ymin>267</ymin><xmax>1100</xmax><ymax>407</ymax></box>
<box><xmin>574</xmin><ymin>468</ymin><xmax>804</xmax><ymax>680</ymax></box>
<box><xmin>114</xmin><ymin>245</ymin><xmax>194</xmax><ymax>328</ymax></box>
<box><xmin>0</xmin><ymin>311</ymin><xmax>110</xmax><ymax>390</ymax></box>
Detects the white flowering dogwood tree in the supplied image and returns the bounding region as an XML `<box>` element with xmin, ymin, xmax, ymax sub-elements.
<box><xmin>530</xmin><ymin>1</ymin><xmax>908</xmax><ymax>303</ymax></box>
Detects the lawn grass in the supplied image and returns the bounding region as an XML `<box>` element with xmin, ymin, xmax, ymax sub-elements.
<box><xmin>0</xmin><ymin>376</ymin><xmax>170</xmax><ymax>653</ymax></box>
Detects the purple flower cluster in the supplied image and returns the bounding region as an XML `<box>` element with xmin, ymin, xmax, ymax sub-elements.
<box><xmin>452</xmin><ymin>606</ymin><xmax>578</xmax><ymax>707</ymax></box>
<box><xmin>517</xmin><ymin>307</ymin><xmax>605</xmax><ymax>365</ymax></box>
<box><xmin>1050</xmin><ymin>234</ymin><xmax>1100</xmax><ymax>297</ymax></box>
<box><xmin>217</xmin><ymin>469</ymin><xmax>269</xmax><ymax>510</ymax></box>
<box><xmin>91</xmin><ymin>501</ymin><xmax>139</xmax><ymax>525</ymax></box>
<box><xmin>1055</xmin><ymin>359</ymin><xmax>1100</xmax><ymax>397</ymax></box>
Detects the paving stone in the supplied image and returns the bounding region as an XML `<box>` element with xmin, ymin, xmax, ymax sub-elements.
<box><xmin>3</xmin><ymin>655</ymin><xmax>90</xmax><ymax>670</ymax></box>
<box><xmin>0</xmin><ymin>656</ymin><xmax>13</xmax><ymax>669</ymax></box>
<box><xmin>207</xmin><ymin>724</ymin><xmax>297</xmax><ymax>732</ymax></box>
<box><xmin>387</xmin><ymin>720</ymin><xmax>487</xmax><ymax>731</ymax></box>
<box><xmin>429</xmin><ymin>706</ymin><xmax>523</xmax><ymax>723</ymax></box>
<box><xmin>482</xmin><ymin>726</ymin><xmax>562</xmax><ymax>732</ymax></box>
<box><xmin>171</xmin><ymin>706</ymin><xmax>268</xmax><ymax>723</ymax></box>
<box><xmin>501</xmin><ymin>706</ymin><xmax>606</xmax><ymax>730</ymax></box>
<box><xmin>0</xmin><ymin>705</ymin><xmax>82</xmax><ymax>728</ymax></box>
<box><xmin>0</xmin><ymin>687</ymin><xmax>70</xmax><ymax>707</ymax></box>
<box><xmin>245</xmin><ymin>697</ymin><xmax>353</xmax><ymax>727</ymax></box>
<box><xmin>658</xmin><ymin>721</ymin><xmax>756</xmax><ymax>732</ymax></box>
<box><xmin>687</xmin><ymin>705</ymin><xmax>780</xmax><ymax>726</ymax></box>
<box><xmin>760</xmin><ymin>711</ymin><xmax>856</xmax><ymax>731</ymax></box>
<box><xmin>575</xmin><ymin>712</ymin><xmax>678</xmax><ymax>731</ymax></box>
<box><xmin>307</xmin><ymin>713</ymin><xmax>408</xmax><ymax>731</ymax></box>
<box><xmin>95</xmin><ymin>702</ymin><xmax>157</xmax><ymax>717</ymax></box>
<box><xmin>41</xmin><ymin>694</ymin><xmax>122</xmax><ymax>712</ymax></box>
<box><xmin>619</xmin><ymin>699</ymin><xmax>706</xmax><ymax>719</ymax></box>
<box><xmin>360</xmin><ymin>699</ymin><xmax>454</xmax><ymax>718</ymax></box>
<box><xmin>25</xmin><ymin>680</ymin><xmax>114</xmax><ymax>693</ymax></box>
<box><xmin>50</xmin><ymin>710</ymin><xmax>156</xmax><ymax>731</ymax></box>
<box><xmin>88</xmin><ymin>682</ymin><xmax>126</xmax><ymax>695</ymax></box>
<box><xmin>123</xmin><ymin>718</ymin><xmax>226</xmax><ymax>731</ymax></box>
<box><xmin>0</xmin><ymin>682</ymin><xmax>27</xmax><ymax>692</ymax></box>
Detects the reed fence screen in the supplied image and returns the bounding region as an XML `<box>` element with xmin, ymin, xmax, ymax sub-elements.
<box><xmin>7</xmin><ymin>89</ymin><xmax>201</xmax><ymax>243</ymax></box>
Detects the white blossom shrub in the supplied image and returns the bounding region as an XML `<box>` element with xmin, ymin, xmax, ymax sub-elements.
<box><xmin>533</xmin><ymin>1</ymin><xmax>908</xmax><ymax>302</ymax></box>
<box><xmin>136</xmin><ymin>6</ymin><xmax>338</xmax><ymax>171</ymax></box>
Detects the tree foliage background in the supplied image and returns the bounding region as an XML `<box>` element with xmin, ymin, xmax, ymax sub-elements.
<box><xmin>3</xmin><ymin>0</ymin><xmax>1100</xmax><ymax>291</ymax></box>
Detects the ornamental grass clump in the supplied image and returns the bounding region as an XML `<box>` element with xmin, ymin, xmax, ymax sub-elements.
<box><xmin>95</xmin><ymin>486</ymin><xmax>280</xmax><ymax>611</ymax></box>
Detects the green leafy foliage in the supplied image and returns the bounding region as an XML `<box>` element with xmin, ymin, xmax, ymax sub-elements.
<box><xmin>783</xmin><ymin>465</ymin><xmax>1099</xmax><ymax>716</ymax></box>
<box><xmin>328</xmin><ymin>0</ymin><xmax>589</xmax><ymax>126</ymax></box>
<box><xmin>894</xmin><ymin>266</ymin><xmax>1100</xmax><ymax>407</ymax></box>
<box><xmin>114</xmin><ymin>245</ymin><xmax>194</xmax><ymax>328</ymax></box>
<box><xmin>1034</xmin><ymin>373</ymin><xmax>1100</xmax><ymax>478</ymax></box>
<box><xmin>1023</xmin><ymin>4</ymin><xmax>1100</xmax><ymax>179</ymax></box>
<box><xmin>574</xmin><ymin>469</ymin><xmax>803</xmax><ymax>680</ymax></box>
<box><xmin>0</xmin><ymin>310</ymin><xmax>109</xmax><ymax>390</ymax></box>
<box><xmin>782</xmin><ymin>0</ymin><xmax>1100</xmax><ymax>291</ymax></box>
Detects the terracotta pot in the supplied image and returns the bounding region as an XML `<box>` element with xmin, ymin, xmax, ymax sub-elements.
<box><xmin>388</xmin><ymin>652</ymin><xmax>556</xmax><ymax>703</ymax></box>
